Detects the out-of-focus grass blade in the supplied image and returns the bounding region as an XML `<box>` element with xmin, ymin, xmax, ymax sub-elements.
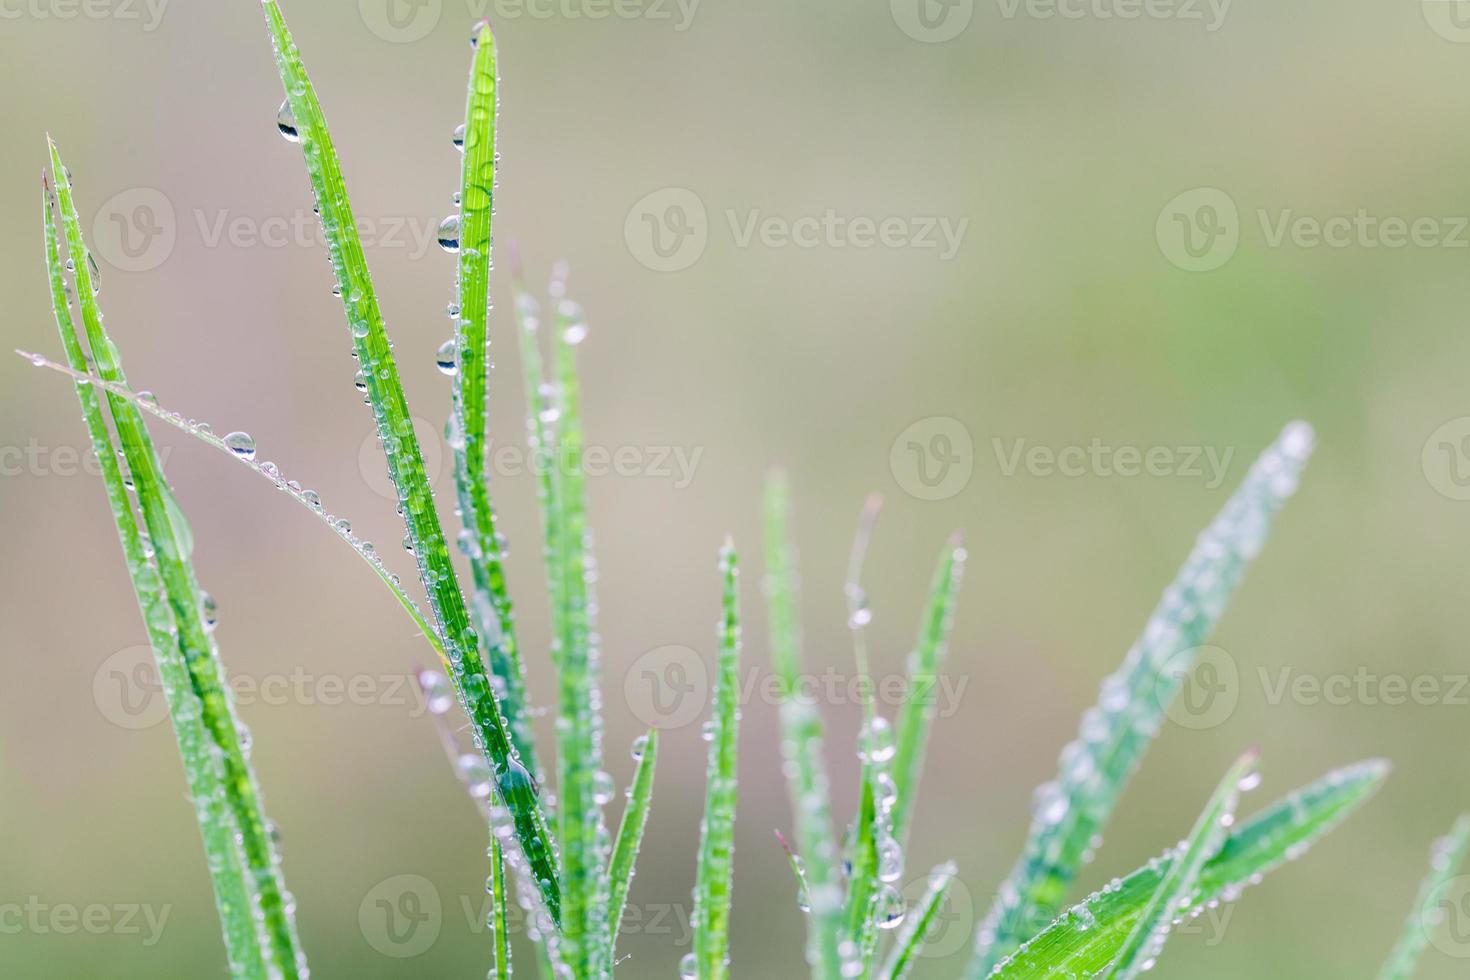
<box><xmin>764</xmin><ymin>471</ymin><xmax>845</xmax><ymax>980</ymax></box>
<box><xmin>446</xmin><ymin>21</ymin><xmax>541</xmax><ymax>784</ymax></box>
<box><xmin>608</xmin><ymin>729</ymin><xmax>658</xmax><ymax>953</ymax></box>
<box><xmin>46</xmin><ymin>143</ymin><xmax>305</xmax><ymax>978</ymax></box>
<box><xmin>40</xmin><ymin>179</ymin><xmax>265</xmax><ymax>977</ymax></box>
<box><xmin>878</xmin><ymin>862</ymin><xmax>957</xmax><ymax>980</ymax></box>
<box><xmin>988</xmin><ymin>759</ymin><xmax>1388</xmax><ymax>979</ymax></box>
<box><xmin>257</xmin><ymin>1</ymin><xmax>560</xmax><ymax>924</ymax></box>
<box><xmin>890</xmin><ymin>534</ymin><xmax>965</xmax><ymax>849</ymax></box>
<box><xmin>969</xmin><ymin>422</ymin><xmax>1316</xmax><ymax>976</ymax></box>
<box><xmin>1376</xmin><ymin>813</ymin><xmax>1470</xmax><ymax>980</ymax></box>
<box><xmin>692</xmin><ymin>541</ymin><xmax>743</xmax><ymax>980</ymax></box>
<box><xmin>1105</xmin><ymin>748</ymin><xmax>1258</xmax><ymax>979</ymax></box>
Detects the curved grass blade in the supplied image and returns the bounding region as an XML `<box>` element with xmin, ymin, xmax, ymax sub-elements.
<box><xmin>692</xmin><ymin>541</ymin><xmax>743</xmax><ymax>980</ymax></box>
<box><xmin>1104</xmin><ymin>748</ymin><xmax>1258</xmax><ymax>979</ymax></box>
<box><xmin>257</xmin><ymin>0</ymin><xmax>560</xmax><ymax>924</ymax></box>
<box><xmin>608</xmin><ymin>728</ymin><xmax>658</xmax><ymax>953</ymax></box>
<box><xmin>878</xmin><ymin>862</ymin><xmax>957</xmax><ymax>980</ymax></box>
<box><xmin>969</xmin><ymin>422</ymin><xmax>1316</xmax><ymax>976</ymax></box>
<box><xmin>988</xmin><ymin>759</ymin><xmax>1388</xmax><ymax>979</ymax></box>
<box><xmin>889</xmin><ymin>534</ymin><xmax>965</xmax><ymax>849</ymax></box>
<box><xmin>1376</xmin><ymin>813</ymin><xmax>1470</xmax><ymax>980</ymax></box>
<box><xmin>46</xmin><ymin>143</ymin><xmax>305</xmax><ymax>978</ymax></box>
<box><xmin>764</xmin><ymin>471</ymin><xmax>845</xmax><ymax>980</ymax></box>
<box><xmin>41</xmin><ymin>180</ymin><xmax>265</xmax><ymax>978</ymax></box>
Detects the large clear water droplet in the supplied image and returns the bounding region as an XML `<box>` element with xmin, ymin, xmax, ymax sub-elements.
<box><xmin>437</xmin><ymin>215</ymin><xmax>462</xmax><ymax>253</ymax></box>
<box><xmin>452</xmin><ymin>124</ymin><xmax>466</xmax><ymax>152</ymax></box>
<box><xmin>678</xmin><ymin>952</ymin><xmax>697</xmax><ymax>980</ymax></box>
<box><xmin>224</xmin><ymin>431</ymin><xmax>257</xmax><ymax>461</ymax></box>
<box><xmin>592</xmin><ymin>770</ymin><xmax>615</xmax><ymax>806</ymax></box>
<box><xmin>276</xmin><ymin>100</ymin><xmax>300</xmax><ymax>143</ymax></box>
<box><xmin>436</xmin><ymin>339</ymin><xmax>459</xmax><ymax>376</ymax></box>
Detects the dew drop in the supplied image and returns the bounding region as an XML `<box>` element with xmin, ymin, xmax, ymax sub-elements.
<box><xmin>436</xmin><ymin>339</ymin><xmax>459</xmax><ymax>375</ymax></box>
<box><xmin>592</xmin><ymin>770</ymin><xmax>615</xmax><ymax>806</ymax></box>
<box><xmin>452</xmin><ymin>124</ymin><xmax>466</xmax><ymax>152</ymax></box>
<box><xmin>678</xmin><ymin>952</ymin><xmax>697</xmax><ymax>980</ymax></box>
<box><xmin>276</xmin><ymin>100</ymin><xmax>300</xmax><ymax>142</ymax></box>
<box><xmin>437</xmin><ymin>215</ymin><xmax>462</xmax><ymax>253</ymax></box>
<box><xmin>224</xmin><ymin>431</ymin><xmax>257</xmax><ymax>461</ymax></box>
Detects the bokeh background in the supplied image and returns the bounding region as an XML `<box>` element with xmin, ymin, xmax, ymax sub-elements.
<box><xmin>4</xmin><ymin>0</ymin><xmax>1470</xmax><ymax>976</ymax></box>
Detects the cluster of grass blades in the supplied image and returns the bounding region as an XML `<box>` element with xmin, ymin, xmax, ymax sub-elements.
<box><xmin>26</xmin><ymin>4</ymin><xmax>1470</xmax><ymax>978</ymax></box>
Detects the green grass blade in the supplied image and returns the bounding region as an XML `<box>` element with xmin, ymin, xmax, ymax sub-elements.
<box><xmin>1105</xmin><ymin>748</ymin><xmax>1258</xmax><ymax>979</ymax></box>
<box><xmin>692</xmin><ymin>541</ymin><xmax>743</xmax><ymax>980</ymax></box>
<box><xmin>764</xmin><ymin>470</ymin><xmax>845</xmax><ymax>980</ymax></box>
<box><xmin>878</xmin><ymin>862</ymin><xmax>957</xmax><ymax>980</ymax></box>
<box><xmin>41</xmin><ymin>179</ymin><xmax>266</xmax><ymax>978</ymax></box>
<box><xmin>608</xmin><ymin>728</ymin><xmax>658</xmax><ymax>954</ymax></box>
<box><xmin>889</xmin><ymin>534</ymin><xmax>965</xmax><ymax>849</ymax></box>
<box><xmin>256</xmin><ymin>0</ymin><xmax>560</xmax><ymax>924</ymax></box>
<box><xmin>446</xmin><ymin>21</ymin><xmax>541</xmax><ymax>784</ymax></box>
<box><xmin>988</xmin><ymin>759</ymin><xmax>1388</xmax><ymax>979</ymax></box>
<box><xmin>1376</xmin><ymin>814</ymin><xmax>1470</xmax><ymax>980</ymax></box>
<box><xmin>491</xmin><ymin>835</ymin><xmax>511</xmax><ymax>980</ymax></box>
<box><xmin>969</xmin><ymin>421</ymin><xmax>1316</xmax><ymax>976</ymax></box>
<box><xmin>46</xmin><ymin>143</ymin><xmax>304</xmax><ymax>978</ymax></box>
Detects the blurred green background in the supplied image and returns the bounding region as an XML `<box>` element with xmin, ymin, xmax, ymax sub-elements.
<box><xmin>5</xmin><ymin>0</ymin><xmax>1470</xmax><ymax>976</ymax></box>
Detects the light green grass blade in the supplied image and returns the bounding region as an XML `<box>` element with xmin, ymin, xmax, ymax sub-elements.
<box><xmin>41</xmin><ymin>179</ymin><xmax>265</xmax><ymax>978</ymax></box>
<box><xmin>446</xmin><ymin>21</ymin><xmax>541</xmax><ymax>784</ymax></box>
<box><xmin>256</xmin><ymin>1</ymin><xmax>560</xmax><ymax>924</ymax></box>
<box><xmin>969</xmin><ymin>422</ymin><xmax>1316</xmax><ymax>976</ymax></box>
<box><xmin>878</xmin><ymin>861</ymin><xmax>956</xmax><ymax>980</ymax></box>
<box><xmin>490</xmin><ymin>835</ymin><xmax>511</xmax><ymax>980</ymax></box>
<box><xmin>46</xmin><ymin>142</ymin><xmax>305</xmax><ymax>978</ymax></box>
<box><xmin>988</xmin><ymin>759</ymin><xmax>1388</xmax><ymax>979</ymax></box>
<box><xmin>764</xmin><ymin>471</ymin><xmax>845</xmax><ymax>980</ymax></box>
<box><xmin>1105</xmin><ymin>748</ymin><xmax>1258</xmax><ymax>979</ymax></box>
<box><xmin>608</xmin><ymin>728</ymin><xmax>658</xmax><ymax>954</ymax></box>
<box><xmin>692</xmin><ymin>541</ymin><xmax>743</xmax><ymax>980</ymax></box>
<box><xmin>1376</xmin><ymin>813</ymin><xmax>1470</xmax><ymax>980</ymax></box>
<box><xmin>889</xmin><ymin>534</ymin><xmax>965</xmax><ymax>849</ymax></box>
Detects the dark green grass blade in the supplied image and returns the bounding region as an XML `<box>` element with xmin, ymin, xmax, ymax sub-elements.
<box><xmin>47</xmin><ymin>142</ymin><xmax>304</xmax><ymax>978</ymax></box>
<box><xmin>1376</xmin><ymin>813</ymin><xmax>1470</xmax><ymax>980</ymax></box>
<box><xmin>969</xmin><ymin>422</ymin><xmax>1315</xmax><ymax>976</ymax></box>
<box><xmin>41</xmin><ymin>179</ymin><xmax>265</xmax><ymax>977</ymax></box>
<box><xmin>988</xmin><ymin>759</ymin><xmax>1388</xmax><ymax>979</ymax></box>
<box><xmin>878</xmin><ymin>862</ymin><xmax>956</xmax><ymax>980</ymax></box>
<box><xmin>257</xmin><ymin>1</ymin><xmax>559</xmax><ymax>923</ymax></box>
<box><xmin>1104</xmin><ymin>749</ymin><xmax>1257</xmax><ymax>979</ymax></box>
<box><xmin>764</xmin><ymin>471</ymin><xmax>845</xmax><ymax>980</ymax></box>
<box><xmin>608</xmin><ymin>728</ymin><xmax>658</xmax><ymax>954</ymax></box>
<box><xmin>693</xmin><ymin>541</ymin><xmax>743</xmax><ymax>980</ymax></box>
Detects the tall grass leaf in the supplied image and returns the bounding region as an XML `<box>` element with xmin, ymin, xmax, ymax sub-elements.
<box><xmin>608</xmin><ymin>728</ymin><xmax>658</xmax><ymax>954</ymax></box>
<box><xmin>1104</xmin><ymin>748</ymin><xmax>1258</xmax><ymax>979</ymax></box>
<box><xmin>764</xmin><ymin>470</ymin><xmax>845</xmax><ymax>980</ymax></box>
<box><xmin>878</xmin><ymin>861</ymin><xmax>956</xmax><ymax>980</ymax></box>
<box><xmin>41</xmin><ymin>179</ymin><xmax>266</xmax><ymax>978</ymax></box>
<box><xmin>691</xmin><ymin>541</ymin><xmax>743</xmax><ymax>980</ymax></box>
<box><xmin>968</xmin><ymin>421</ymin><xmax>1316</xmax><ymax>976</ymax></box>
<box><xmin>490</xmin><ymin>836</ymin><xmax>511</xmax><ymax>980</ymax></box>
<box><xmin>1376</xmin><ymin>813</ymin><xmax>1470</xmax><ymax>980</ymax></box>
<box><xmin>256</xmin><ymin>0</ymin><xmax>561</xmax><ymax>924</ymax></box>
<box><xmin>988</xmin><ymin>759</ymin><xmax>1388</xmax><ymax>979</ymax></box>
<box><xmin>46</xmin><ymin>143</ymin><xmax>306</xmax><ymax>978</ymax></box>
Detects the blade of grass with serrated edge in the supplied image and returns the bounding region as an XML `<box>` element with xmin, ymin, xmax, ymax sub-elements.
<box><xmin>889</xmin><ymin>535</ymin><xmax>965</xmax><ymax>850</ymax></box>
<box><xmin>764</xmin><ymin>471</ymin><xmax>844</xmax><ymax>980</ymax></box>
<box><xmin>1105</xmin><ymin>748</ymin><xmax>1258</xmax><ymax>980</ymax></box>
<box><xmin>257</xmin><ymin>1</ymin><xmax>560</xmax><ymax>924</ymax></box>
<box><xmin>448</xmin><ymin>21</ymin><xmax>541</xmax><ymax>784</ymax></box>
<box><xmin>968</xmin><ymin>421</ymin><xmax>1316</xmax><ymax>977</ymax></box>
<box><xmin>693</xmin><ymin>541</ymin><xmax>742</xmax><ymax>980</ymax></box>
<box><xmin>878</xmin><ymin>862</ymin><xmax>956</xmax><ymax>980</ymax></box>
<box><xmin>548</xmin><ymin>292</ymin><xmax>611</xmax><ymax>975</ymax></box>
<box><xmin>41</xmin><ymin>180</ymin><xmax>265</xmax><ymax>977</ymax></box>
<box><xmin>1376</xmin><ymin>813</ymin><xmax>1470</xmax><ymax>980</ymax></box>
<box><xmin>46</xmin><ymin>142</ymin><xmax>305</xmax><ymax>978</ymax></box>
<box><xmin>608</xmin><ymin>728</ymin><xmax>658</xmax><ymax>953</ymax></box>
<box><xmin>988</xmin><ymin>759</ymin><xmax>1389</xmax><ymax>979</ymax></box>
